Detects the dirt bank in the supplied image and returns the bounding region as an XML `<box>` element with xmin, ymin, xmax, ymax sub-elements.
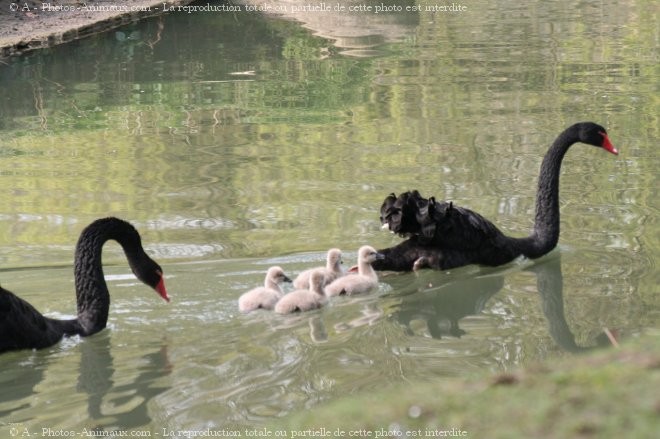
<box><xmin>0</xmin><ymin>0</ymin><xmax>196</xmax><ymax>57</ymax></box>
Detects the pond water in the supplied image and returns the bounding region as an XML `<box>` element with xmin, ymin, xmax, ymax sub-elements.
<box><xmin>0</xmin><ymin>0</ymin><xmax>658</xmax><ymax>433</ymax></box>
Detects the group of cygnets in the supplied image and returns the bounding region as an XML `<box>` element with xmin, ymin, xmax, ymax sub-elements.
<box><xmin>238</xmin><ymin>245</ymin><xmax>385</xmax><ymax>314</ymax></box>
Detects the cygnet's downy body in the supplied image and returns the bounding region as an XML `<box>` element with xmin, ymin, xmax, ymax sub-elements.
<box><xmin>238</xmin><ymin>266</ymin><xmax>292</xmax><ymax>312</ymax></box>
<box><xmin>293</xmin><ymin>248</ymin><xmax>344</xmax><ymax>289</ymax></box>
<box><xmin>274</xmin><ymin>269</ymin><xmax>327</xmax><ymax>314</ymax></box>
<box><xmin>325</xmin><ymin>246</ymin><xmax>384</xmax><ymax>297</ymax></box>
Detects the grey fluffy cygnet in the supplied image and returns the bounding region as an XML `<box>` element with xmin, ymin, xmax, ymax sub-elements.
<box><xmin>325</xmin><ymin>246</ymin><xmax>384</xmax><ymax>297</ymax></box>
<box><xmin>293</xmin><ymin>248</ymin><xmax>344</xmax><ymax>289</ymax></box>
<box><xmin>274</xmin><ymin>269</ymin><xmax>327</xmax><ymax>314</ymax></box>
<box><xmin>238</xmin><ymin>266</ymin><xmax>292</xmax><ymax>312</ymax></box>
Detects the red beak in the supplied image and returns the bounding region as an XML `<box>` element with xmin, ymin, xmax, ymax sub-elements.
<box><xmin>156</xmin><ymin>276</ymin><xmax>170</xmax><ymax>302</ymax></box>
<box><xmin>600</xmin><ymin>132</ymin><xmax>618</xmax><ymax>155</ymax></box>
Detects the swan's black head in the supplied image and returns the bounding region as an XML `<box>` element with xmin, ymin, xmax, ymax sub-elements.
<box><xmin>578</xmin><ymin>122</ymin><xmax>618</xmax><ymax>155</ymax></box>
<box><xmin>76</xmin><ymin>217</ymin><xmax>170</xmax><ymax>303</ymax></box>
<box><xmin>132</xmin><ymin>256</ymin><xmax>170</xmax><ymax>302</ymax></box>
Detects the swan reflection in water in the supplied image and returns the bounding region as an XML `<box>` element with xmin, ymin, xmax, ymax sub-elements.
<box><xmin>77</xmin><ymin>335</ymin><xmax>172</xmax><ymax>430</ymax></box>
<box><xmin>290</xmin><ymin>254</ymin><xmax>615</xmax><ymax>351</ymax></box>
<box><xmin>0</xmin><ymin>337</ymin><xmax>171</xmax><ymax>430</ymax></box>
<box><xmin>528</xmin><ymin>257</ymin><xmax>614</xmax><ymax>353</ymax></box>
<box><xmin>1</xmin><ymin>257</ymin><xmax>616</xmax><ymax>429</ymax></box>
<box><xmin>389</xmin><ymin>270</ymin><xmax>503</xmax><ymax>339</ymax></box>
<box><xmin>389</xmin><ymin>256</ymin><xmax>613</xmax><ymax>352</ymax></box>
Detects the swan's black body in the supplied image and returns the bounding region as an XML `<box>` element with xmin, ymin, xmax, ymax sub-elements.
<box><xmin>0</xmin><ymin>217</ymin><xmax>169</xmax><ymax>353</ymax></box>
<box><xmin>374</xmin><ymin>122</ymin><xmax>618</xmax><ymax>271</ymax></box>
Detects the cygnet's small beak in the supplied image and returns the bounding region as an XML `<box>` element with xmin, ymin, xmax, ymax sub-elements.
<box><xmin>375</xmin><ymin>252</ymin><xmax>386</xmax><ymax>261</ymax></box>
<box><xmin>283</xmin><ymin>275</ymin><xmax>293</xmax><ymax>283</ymax></box>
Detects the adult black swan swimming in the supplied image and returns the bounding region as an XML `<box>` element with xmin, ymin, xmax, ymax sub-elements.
<box><xmin>374</xmin><ymin>122</ymin><xmax>618</xmax><ymax>271</ymax></box>
<box><xmin>0</xmin><ymin>217</ymin><xmax>169</xmax><ymax>353</ymax></box>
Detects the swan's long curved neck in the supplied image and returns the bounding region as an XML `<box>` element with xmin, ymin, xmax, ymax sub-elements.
<box><xmin>74</xmin><ymin>218</ymin><xmax>141</xmax><ymax>336</ymax></box>
<box><xmin>518</xmin><ymin>130</ymin><xmax>576</xmax><ymax>259</ymax></box>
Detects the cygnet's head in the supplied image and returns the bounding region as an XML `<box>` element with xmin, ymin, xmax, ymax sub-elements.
<box><xmin>358</xmin><ymin>245</ymin><xmax>385</xmax><ymax>264</ymax></box>
<box><xmin>327</xmin><ymin>248</ymin><xmax>342</xmax><ymax>269</ymax></box>
<box><xmin>309</xmin><ymin>269</ymin><xmax>326</xmax><ymax>292</ymax></box>
<box><xmin>267</xmin><ymin>266</ymin><xmax>292</xmax><ymax>284</ymax></box>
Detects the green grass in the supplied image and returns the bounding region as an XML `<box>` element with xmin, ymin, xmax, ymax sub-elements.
<box><xmin>275</xmin><ymin>336</ymin><xmax>660</xmax><ymax>438</ymax></box>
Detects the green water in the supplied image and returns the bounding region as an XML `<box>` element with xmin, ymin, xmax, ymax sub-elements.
<box><xmin>0</xmin><ymin>0</ymin><xmax>658</xmax><ymax>433</ymax></box>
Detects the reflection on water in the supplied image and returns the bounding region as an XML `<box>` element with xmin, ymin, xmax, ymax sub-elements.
<box><xmin>391</xmin><ymin>272</ymin><xmax>505</xmax><ymax>339</ymax></box>
<box><xmin>388</xmin><ymin>254</ymin><xmax>615</xmax><ymax>351</ymax></box>
<box><xmin>0</xmin><ymin>254</ymin><xmax>622</xmax><ymax>431</ymax></box>
<box><xmin>0</xmin><ymin>335</ymin><xmax>171</xmax><ymax>431</ymax></box>
<box><xmin>0</xmin><ymin>0</ymin><xmax>657</xmax><ymax>432</ymax></box>
<box><xmin>77</xmin><ymin>333</ymin><xmax>171</xmax><ymax>430</ymax></box>
<box><xmin>234</xmin><ymin>0</ymin><xmax>419</xmax><ymax>55</ymax></box>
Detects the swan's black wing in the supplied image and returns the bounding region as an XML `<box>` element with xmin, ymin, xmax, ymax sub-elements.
<box><xmin>380</xmin><ymin>191</ymin><xmax>424</xmax><ymax>237</ymax></box>
<box><xmin>433</xmin><ymin>203</ymin><xmax>506</xmax><ymax>251</ymax></box>
<box><xmin>376</xmin><ymin>190</ymin><xmax>521</xmax><ymax>271</ymax></box>
<box><xmin>379</xmin><ymin>193</ymin><xmax>397</xmax><ymax>225</ymax></box>
<box><xmin>0</xmin><ymin>287</ymin><xmax>79</xmax><ymax>353</ymax></box>
<box><xmin>380</xmin><ymin>191</ymin><xmax>506</xmax><ymax>251</ymax></box>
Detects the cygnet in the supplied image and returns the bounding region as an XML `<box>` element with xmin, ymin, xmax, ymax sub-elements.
<box><xmin>274</xmin><ymin>269</ymin><xmax>327</xmax><ymax>314</ymax></box>
<box><xmin>325</xmin><ymin>246</ymin><xmax>384</xmax><ymax>297</ymax></box>
<box><xmin>293</xmin><ymin>248</ymin><xmax>344</xmax><ymax>289</ymax></box>
<box><xmin>238</xmin><ymin>266</ymin><xmax>292</xmax><ymax>312</ymax></box>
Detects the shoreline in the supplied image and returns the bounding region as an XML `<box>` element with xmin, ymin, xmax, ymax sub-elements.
<box><xmin>0</xmin><ymin>0</ymin><xmax>197</xmax><ymax>58</ymax></box>
<box><xmin>2</xmin><ymin>1</ymin><xmax>422</xmax><ymax>59</ymax></box>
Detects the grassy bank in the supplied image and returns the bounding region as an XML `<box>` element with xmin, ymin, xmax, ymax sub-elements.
<box><xmin>276</xmin><ymin>335</ymin><xmax>660</xmax><ymax>438</ymax></box>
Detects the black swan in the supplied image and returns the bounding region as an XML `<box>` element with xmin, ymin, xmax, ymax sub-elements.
<box><xmin>0</xmin><ymin>217</ymin><xmax>169</xmax><ymax>353</ymax></box>
<box><xmin>374</xmin><ymin>122</ymin><xmax>618</xmax><ymax>271</ymax></box>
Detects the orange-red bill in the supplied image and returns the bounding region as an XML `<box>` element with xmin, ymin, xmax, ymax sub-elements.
<box><xmin>156</xmin><ymin>277</ymin><xmax>170</xmax><ymax>302</ymax></box>
<box><xmin>600</xmin><ymin>132</ymin><xmax>618</xmax><ymax>155</ymax></box>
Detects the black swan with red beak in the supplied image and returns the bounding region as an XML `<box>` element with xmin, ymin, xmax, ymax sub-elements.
<box><xmin>0</xmin><ymin>217</ymin><xmax>169</xmax><ymax>353</ymax></box>
<box><xmin>374</xmin><ymin>122</ymin><xmax>619</xmax><ymax>271</ymax></box>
